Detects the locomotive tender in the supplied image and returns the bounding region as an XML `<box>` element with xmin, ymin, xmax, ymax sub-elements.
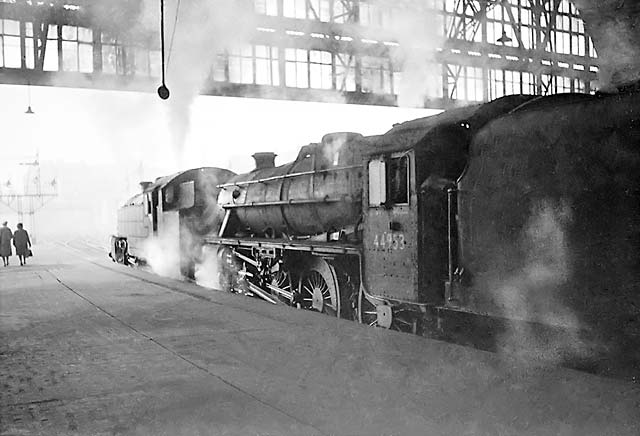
<box><xmin>112</xmin><ymin>85</ymin><xmax>640</xmax><ymax>364</ymax></box>
<box><xmin>109</xmin><ymin>167</ymin><xmax>235</xmax><ymax>276</ymax></box>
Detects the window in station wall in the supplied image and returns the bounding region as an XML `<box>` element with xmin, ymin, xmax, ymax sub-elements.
<box><xmin>588</xmin><ymin>40</ymin><xmax>597</xmax><ymax>58</ymax></box>
<box><xmin>573</xmin><ymin>78</ymin><xmax>586</xmax><ymax>93</ymax></box>
<box><xmin>101</xmin><ymin>33</ymin><xmax>119</xmax><ymax>74</ymax></box>
<box><xmin>540</xmin><ymin>73</ymin><xmax>553</xmax><ymax>95</ymax></box>
<box><xmin>522</xmin><ymin>71</ymin><xmax>535</xmax><ymax>94</ymax></box>
<box><xmin>283</xmin><ymin>0</ymin><xmax>307</xmax><ymax>19</ymax></box>
<box><xmin>24</xmin><ymin>22</ymin><xmax>35</xmax><ymax>69</ymax></box>
<box><xmin>309</xmin><ymin>50</ymin><xmax>332</xmax><ymax>89</ymax></box>
<box><xmin>0</xmin><ymin>19</ymin><xmax>21</xmax><ymax>68</ymax></box>
<box><xmin>428</xmin><ymin>64</ymin><xmax>444</xmax><ymax>98</ymax></box>
<box><xmin>61</xmin><ymin>26</ymin><xmax>76</xmax><ymax>71</ymax></box>
<box><xmin>444</xmin><ymin>0</ymin><xmax>481</xmax><ymax>42</ymax></box>
<box><xmin>361</xmin><ymin>56</ymin><xmax>392</xmax><ymax>94</ymax></box>
<box><xmin>335</xmin><ymin>53</ymin><xmax>356</xmax><ymax>92</ymax></box>
<box><xmin>43</xmin><ymin>24</ymin><xmax>58</xmax><ymax>71</ymax></box>
<box><xmin>489</xmin><ymin>69</ymin><xmax>537</xmax><ymax>99</ymax></box>
<box><xmin>504</xmin><ymin>70</ymin><xmax>521</xmax><ymax>95</ymax></box>
<box><xmin>149</xmin><ymin>50</ymin><xmax>161</xmax><ymax>78</ymax></box>
<box><xmin>254</xmin><ymin>0</ymin><xmax>278</xmax><ymax>16</ymax></box>
<box><xmin>447</xmin><ymin>65</ymin><xmax>483</xmax><ymax>102</ymax></box>
<box><xmin>283</xmin><ymin>0</ymin><xmax>342</xmax><ymax>22</ymax></box>
<box><xmin>62</xmin><ymin>25</ymin><xmax>93</xmax><ymax>72</ymax></box>
<box><xmin>131</xmin><ymin>46</ymin><xmax>157</xmax><ymax>77</ymax></box>
<box><xmin>228</xmin><ymin>44</ymin><xmax>254</xmax><ymax>84</ymax></box>
<box><xmin>255</xmin><ymin>45</ymin><xmax>279</xmax><ymax>86</ymax></box>
<box><xmin>133</xmin><ymin>47</ymin><xmax>148</xmax><ymax>76</ymax></box>
<box><xmin>332</xmin><ymin>1</ymin><xmax>352</xmax><ymax>23</ymax></box>
<box><xmin>554</xmin><ymin>15</ymin><xmax>571</xmax><ymax>55</ymax></box>
<box><xmin>447</xmin><ymin>65</ymin><xmax>459</xmax><ymax>100</ymax></box>
<box><xmin>488</xmin><ymin>69</ymin><xmax>504</xmax><ymax>99</ymax></box>
<box><xmin>556</xmin><ymin>75</ymin><xmax>572</xmax><ymax>93</ymax></box>
<box><xmin>540</xmin><ymin>74</ymin><xmax>573</xmax><ymax>94</ymax></box>
<box><xmin>465</xmin><ymin>66</ymin><xmax>484</xmax><ymax>101</ymax></box>
<box><xmin>285</xmin><ymin>48</ymin><xmax>309</xmax><ymax>88</ymax></box>
<box><xmin>308</xmin><ymin>0</ymin><xmax>332</xmax><ymax>22</ymax></box>
<box><xmin>486</xmin><ymin>4</ymin><xmax>516</xmax><ymax>47</ymax></box>
<box><xmin>211</xmin><ymin>51</ymin><xmax>227</xmax><ymax>82</ymax></box>
<box><xmin>359</xmin><ymin>1</ymin><xmax>393</xmax><ymax>28</ymax></box>
<box><xmin>392</xmin><ymin>70</ymin><xmax>401</xmax><ymax>96</ymax></box>
<box><xmin>520</xmin><ymin>5</ymin><xmax>534</xmax><ymax>49</ymax></box>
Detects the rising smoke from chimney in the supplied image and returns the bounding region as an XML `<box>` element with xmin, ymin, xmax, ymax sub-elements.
<box><xmin>140</xmin><ymin>0</ymin><xmax>257</xmax><ymax>166</ymax></box>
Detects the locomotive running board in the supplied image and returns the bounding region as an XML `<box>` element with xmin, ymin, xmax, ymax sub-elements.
<box><xmin>205</xmin><ymin>237</ymin><xmax>360</xmax><ymax>256</ymax></box>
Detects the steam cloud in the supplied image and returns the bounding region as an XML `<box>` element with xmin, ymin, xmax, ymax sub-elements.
<box><xmin>143</xmin><ymin>233</ymin><xmax>182</xmax><ymax>279</ymax></box>
<box><xmin>490</xmin><ymin>198</ymin><xmax>591</xmax><ymax>363</ymax></box>
<box><xmin>195</xmin><ymin>245</ymin><xmax>222</xmax><ymax>290</ymax></box>
<box><xmin>572</xmin><ymin>0</ymin><xmax>640</xmax><ymax>88</ymax></box>
<box><xmin>391</xmin><ymin>7</ymin><xmax>442</xmax><ymax>108</ymax></box>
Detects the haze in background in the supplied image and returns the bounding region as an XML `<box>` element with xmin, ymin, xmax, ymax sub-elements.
<box><xmin>0</xmin><ymin>84</ymin><xmax>438</xmax><ymax>243</ymax></box>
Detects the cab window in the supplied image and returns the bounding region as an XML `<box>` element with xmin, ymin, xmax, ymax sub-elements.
<box><xmin>388</xmin><ymin>155</ymin><xmax>409</xmax><ymax>205</ymax></box>
<box><xmin>368</xmin><ymin>154</ymin><xmax>409</xmax><ymax>207</ymax></box>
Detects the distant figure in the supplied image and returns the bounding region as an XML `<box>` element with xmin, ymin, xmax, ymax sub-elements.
<box><xmin>13</xmin><ymin>223</ymin><xmax>31</xmax><ymax>266</ymax></box>
<box><xmin>0</xmin><ymin>221</ymin><xmax>12</xmax><ymax>266</ymax></box>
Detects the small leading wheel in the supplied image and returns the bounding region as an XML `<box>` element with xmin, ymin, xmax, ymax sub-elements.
<box><xmin>358</xmin><ymin>288</ymin><xmax>418</xmax><ymax>333</ymax></box>
<box><xmin>298</xmin><ymin>258</ymin><xmax>340</xmax><ymax>317</ymax></box>
<box><xmin>358</xmin><ymin>286</ymin><xmax>379</xmax><ymax>327</ymax></box>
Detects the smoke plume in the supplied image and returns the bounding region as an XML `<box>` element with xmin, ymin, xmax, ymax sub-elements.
<box><xmin>140</xmin><ymin>0</ymin><xmax>257</xmax><ymax>162</ymax></box>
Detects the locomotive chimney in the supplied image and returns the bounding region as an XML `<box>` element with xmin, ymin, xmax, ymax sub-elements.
<box><xmin>139</xmin><ymin>181</ymin><xmax>152</xmax><ymax>191</ymax></box>
<box><xmin>252</xmin><ymin>152</ymin><xmax>277</xmax><ymax>170</ymax></box>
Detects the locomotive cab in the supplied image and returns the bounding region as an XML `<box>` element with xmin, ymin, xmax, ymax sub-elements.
<box><xmin>363</xmin><ymin>151</ymin><xmax>421</xmax><ymax>304</ymax></box>
<box><xmin>362</xmin><ymin>146</ymin><xmax>453</xmax><ymax>310</ymax></box>
<box><xmin>113</xmin><ymin>168</ymin><xmax>235</xmax><ymax>277</ymax></box>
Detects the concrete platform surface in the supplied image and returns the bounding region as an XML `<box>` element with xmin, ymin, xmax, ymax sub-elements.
<box><xmin>1</xmin><ymin>241</ymin><xmax>639</xmax><ymax>436</ymax></box>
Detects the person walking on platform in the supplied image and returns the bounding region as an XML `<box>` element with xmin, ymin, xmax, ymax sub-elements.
<box><xmin>0</xmin><ymin>221</ymin><xmax>12</xmax><ymax>266</ymax></box>
<box><xmin>13</xmin><ymin>223</ymin><xmax>31</xmax><ymax>266</ymax></box>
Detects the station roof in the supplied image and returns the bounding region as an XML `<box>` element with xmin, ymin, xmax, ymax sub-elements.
<box><xmin>8</xmin><ymin>0</ymin><xmax>640</xmax><ymax>85</ymax></box>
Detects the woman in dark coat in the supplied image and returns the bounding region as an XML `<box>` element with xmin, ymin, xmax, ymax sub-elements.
<box><xmin>0</xmin><ymin>221</ymin><xmax>12</xmax><ymax>266</ymax></box>
<box><xmin>13</xmin><ymin>223</ymin><xmax>31</xmax><ymax>266</ymax></box>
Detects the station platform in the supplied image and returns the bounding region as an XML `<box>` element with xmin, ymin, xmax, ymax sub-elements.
<box><xmin>1</xmin><ymin>241</ymin><xmax>639</xmax><ymax>436</ymax></box>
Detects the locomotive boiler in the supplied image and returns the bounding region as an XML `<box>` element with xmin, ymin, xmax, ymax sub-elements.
<box><xmin>217</xmin><ymin>132</ymin><xmax>365</xmax><ymax>239</ymax></box>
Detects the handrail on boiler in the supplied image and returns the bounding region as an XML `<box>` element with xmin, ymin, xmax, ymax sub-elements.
<box><xmin>221</xmin><ymin>196</ymin><xmax>354</xmax><ymax>209</ymax></box>
<box><xmin>216</xmin><ymin>164</ymin><xmax>362</xmax><ymax>189</ymax></box>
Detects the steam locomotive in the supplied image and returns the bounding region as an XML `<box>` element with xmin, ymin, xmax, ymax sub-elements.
<box><xmin>110</xmin><ymin>84</ymin><xmax>640</xmax><ymax>369</ymax></box>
